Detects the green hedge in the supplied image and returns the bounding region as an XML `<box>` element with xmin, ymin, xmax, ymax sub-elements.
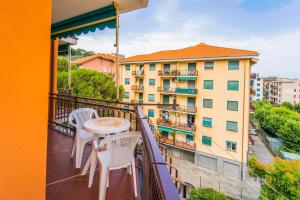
<box><xmin>189</xmin><ymin>188</ymin><xmax>228</xmax><ymax>200</ymax></box>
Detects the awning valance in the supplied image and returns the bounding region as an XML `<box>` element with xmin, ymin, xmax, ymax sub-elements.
<box><xmin>176</xmin><ymin>129</ymin><xmax>194</xmax><ymax>137</ymax></box>
<box><xmin>157</xmin><ymin>125</ymin><xmax>174</xmax><ymax>133</ymax></box>
<box><xmin>177</xmin><ymin>77</ymin><xmax>196</xmax><ymax>81</ymax></box>
<box><xmin>51</xmin><ymin>5</ymin><xmax>116</xmax><ymax>39</ymax></box>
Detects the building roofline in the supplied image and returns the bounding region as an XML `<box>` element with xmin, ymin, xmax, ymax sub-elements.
<box><xmin>120</xmin><ymin>55</ymin><xmax>259</xmax><ymax>64</ymax></box>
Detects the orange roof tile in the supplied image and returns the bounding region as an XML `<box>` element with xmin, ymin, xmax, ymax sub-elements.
<box><xmin>121</xmin><ymin>43</ymin><xmax>258</xmax><ymax>63</ymax></box>
<box><xmin>72</xmin><ymin>53</ymin><xmax>117</xmax><ymax>64</ymax></box>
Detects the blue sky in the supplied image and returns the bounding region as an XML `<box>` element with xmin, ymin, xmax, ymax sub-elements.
<box><xmin>76</xmin><ymin>0</ymin><xmax>300</xmax><ymax>79</ymax></box>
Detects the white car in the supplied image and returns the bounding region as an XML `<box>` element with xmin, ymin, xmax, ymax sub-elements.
<box><xmin>249</xmin><ymin>128</ymin><xmax>258</xmax><ymax>135</ymax></box>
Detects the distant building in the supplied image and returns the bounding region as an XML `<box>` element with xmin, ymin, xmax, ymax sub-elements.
<box><xmin>120</xmin><ymin>43</ymin><xmax>259</xmax><ymax>178</ymax></box>
<box><xmin>72</xmin><ymin>53</ymin><xmax>117</xmax><ymax>77</ymax></box>
<box><xmin>263</xmin><ymin>77</ymin><xmax>300</xmax><ymax>104</ymax></box>
<box><xmin>250</xmin><ymin>73</ymin><xmax>263</xmax><ymax>101</ymax></box>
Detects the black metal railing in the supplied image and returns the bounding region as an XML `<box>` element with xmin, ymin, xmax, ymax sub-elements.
<box><xmin>48</xmin><ymin>93</ymin><xmax>181</xmax><ymax>200</ymax></box>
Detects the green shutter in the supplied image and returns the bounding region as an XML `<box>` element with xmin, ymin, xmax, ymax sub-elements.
<box><xmin>228</xmin><ymin>61</ymin><xmax>239</xmax><ymax>70</ymax></box>
<box><xmin>148</xmin><ymin>109</ymin><xmax>154</xmax><ymax>117</ymax></box>
<box><xmin>124</xmin><ymin>78</ymin><xmax>130</xmax><ymax>85</ymax></box>
<box><xmin>204</xmin><ymin>61</ymin><xmax>214</xmax><ymax>70</ymax></box>
<box><xmin>125</xmin><ymin>64</ymin><xmax>130</xmax><ymax>71</ymax></box>
<box><xmin>227</xmin><ymin>81</ymin><xmax>239</xmax><ymax>91</ymax></box>
<box><xmin>148</xmin><ymin>94</ymin><xmax>155</xmax><ymax>102</ymax></box>
<box><xmin>124</xmin><ymin>92</ymin><xmax>129</xmax><ymax>99</ymax></box>
<box><xmin>162</xmin><ymin>131</ymin><xmax>169</xmax><ymax>138</ymax></box>
<box><xmin>226</xmin><ymin>121</ymin><xmax>238</xmax><ymax>132</ymax></box>
<box><xmin>202</xmin><ymin>136</ymin><xmax>212</xmax><ymax>146</ymax></box>
<box><xmin>202</xmin><ymin>117</ymin><xmax>212</xmax><ymax>127</ymax></box>
<box><xmin>203</xmin><ymin>80</ymin><xmax>213</xmax><ymax>89</ymax></box>
<box><xmin>177</xmin><ymin>77</ymin><xmax>196</xmax><ymax>81</ymax></box>
<box><xmin>149</xmin><ymin>64</ymin><xmax>156</xmax><ymax>71</ymax></box>
<box><xmin>157</xmin><ymin>125</ymin><xmax>174</xmax><ymax>132</ymax></box>
<box><xmin>203</xmin><ymin>99</ymin><xmax>213</xmax><ymax>108</ymax></box>
<box><xmin>149</xmin><ymin>79</ymin><xmax>155</xmax><ymax>86</ymax></box>
<box><xmin>227</xmin><ymin>101</ymin><xmax>238</xmax><ymax>111</ymax></box>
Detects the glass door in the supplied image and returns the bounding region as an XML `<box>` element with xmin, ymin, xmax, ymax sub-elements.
<box><xmin>163</xmin><ymin>79</ymin><xmax>170</xmax><ymax>90</ymax></box>
<box><xmin>163</xmin><ymin>95</ymin><xmax>169</xmax><ymax>104</ymax></box>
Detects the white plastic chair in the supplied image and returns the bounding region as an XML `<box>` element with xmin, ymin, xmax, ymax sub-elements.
<box><xmin>93</xmin><ymin>131</ymin><xmax>141</xmax><ymax>200</ymax></box>
<box><xmin>68</xmin><ymin>108</ymin><xmax>99</xmax><ymax>168</ymax></box>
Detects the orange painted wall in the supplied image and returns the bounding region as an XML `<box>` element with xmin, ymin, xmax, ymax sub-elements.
<box><xmin>0</xmin><ymin>0</ymin><xmax>52</xmax><ymax>199</ymax></box>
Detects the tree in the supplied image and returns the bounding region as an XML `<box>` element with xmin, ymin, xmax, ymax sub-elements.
<box><xmin>277</xmin><ymin>119</ymin><xmax>300</xmax><ymax>153</ymax></box>
<box><xmin>281</xmin><ymin>102</ymin><xmax>293</xmax><ymax>110</ymax></box>
<box><xmin>293</xmin><ymin>104</ymin><xmax>300</xmax><ymax>113</ymax></box>
<box><xmin>57</xmin><ymin>69</ymin><xmax>123</xmax><ymax>101</ymax></box>
<box><xmin>58</xmin><ymin>57</ymin><xmax>78</xmax><ymax>72</ymax></box>
<box><xmin>248</xmin><ymin>156</ymin><xmax>268</xmax><ymax>178</ymax></box>
<box><xmin>260</xmin><ymin>158</ymin><xmax>300</xmax><ymax>200</ymax></box>
<box><xmin>189</xmin><ymin>188</ymin><xmax>228</xmax><ymax>200</ymax></box>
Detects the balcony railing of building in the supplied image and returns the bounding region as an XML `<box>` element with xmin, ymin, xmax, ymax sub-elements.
<box><xmin>131</xmin><ymin>99</ymin><xmax>144</xmax><ymax>104</ymax></box>
<box><xmin>132</xmin><ymin>85</ymin><xmax>144</xmax><ymax>91</ymax></box>
<box><xmin>48</xmin><ymin>93</ymin><xmax>182</xmax><ymax>200</ymax></box>
<box><xmin>157</xmin><ymin>87</ymin><xmax>198</xmax><ymax>95</ymax></box>
<box><xmin>158</xmin><ymin>104</ymin><xmax>197</xmax><ymax>113</ymax></box>
<box><xmin>156</xmin><ymin>118</ymin><xmax>196</xmax><ymax>132</ymax></box>
<box><xmin>158</xmin><ymin>70</ymin><xmax>198</xmax><ymax>77</ymax></box>
<box><xmin>156</xmin><ymin>136</ymin><xmax>196</xmax><ymax>151</ymax></box>
<box><xmin>132</xmin><ymin>70</ymin><xmax>144</xmax><ymax>76</ymax></box>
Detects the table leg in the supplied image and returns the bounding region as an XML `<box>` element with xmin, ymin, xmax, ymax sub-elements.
<box><xmin>88</xmin><ymin>149</ymin><xmax>97</xmax><ymax>188</ymax></box>
<box><xmin>81</xmin><ymin>150</ymin><xmax>92</xmax><ymax>176</ymax></box>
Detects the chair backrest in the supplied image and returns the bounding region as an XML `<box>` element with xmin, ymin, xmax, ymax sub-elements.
<box><xmin>68</xmin><ymin>108</ymin><xmax>99</xmax><ymax>129</ymax></box>
<box><xmin>104</xmin><ymin>131</ymin><xmax>141</xmax><ymax>169</ymax></box>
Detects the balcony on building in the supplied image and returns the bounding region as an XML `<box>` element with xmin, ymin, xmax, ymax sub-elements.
<box><xmin>131</xmin><ymin>85</ymin><xmax>144</xmax><ymax>91</ymax></box>
<box><xmin>155</xmin><ymin>119</ymin><xmax>196</xmax><ymax>151</ymax></box>
<box><xmin>157</xmin><ymin>87</ymin><xmax>197</xmax><ymax>96</ymax></box>
<box><xmin>158</xmin><ymin>104</ymin><xmax>197</xmax><ymax>114</ymax></box>
<box><xmin>131</xmin><ymin>99</ymin><xmax>143</xmax><ymax>104</ymax></box>
<box><xmin>132</xmin><ymin>70</ymin><xmax>144</xmax><ymax>76</ymax></box>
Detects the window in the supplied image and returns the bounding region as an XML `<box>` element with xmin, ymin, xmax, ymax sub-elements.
<box><xmin>186</xmin><ymin>135</ymin><xmax>194</xmax><ymax>143</ymax></box>
<box><xmin>203</xmin><ymin>80</ymin><xmax>213</xmax><ymax>89</ymax></box>
<box><xmin>124</xmin><ymin>92</ymin><xmax>129</xmax><ymax>99</ymax></box>
<box><xmin>203</xmin><ymin>99</ymin><xmax>213</xmax><ymax>108</ymax></box>
<box><xmin>202</xmin><ymin>136</ymin><xmax>212</xmax><ymax>146</ymax></box>
<box><xmin>257</xmin><ymin>83</ymin><xmax>260</xmax><ymax>86</ymax></box>
<box><xmin>149</xmin><ymin>64</ymin><xmax>156</xmax><ymax>71</ymax></box>
<box><xmin>202</xmin><ymin>117</ymin><xmax>212</xmax><ymax>127</ymax></box>
<box><xmin>204</xmin><ymin>61</ymin><xmax>214</xmax><ymax>70</ymax></box>
<box><xmin>257</xmin><ymin>94</ymin><xmax>260</xmax><ymax>97</ymax></box>
<box><xmin>227</xmin><ymin>81</ymin><xmax>239</xmax><ymax>91</ymax></box>
<box><xmin>228</xmin><ymin>60</ymin><xmax>239</xmax><ymax>70</ymax></box>
<box><xmin>124</xmin><ymin>78</ymin><xmax>130</xmax><ymax>85</ymax></box>
<box><xmin>227</xmin><ymin>101</ymin><xmax>238</xmax><ymax>111</ymax></box>
<box><xmin>294</xmin><ymin>89</ymin><xmax>297</xmax><ymax>92</ymax></box>
<box><xmin>148</xmin><ymin>94</ymin><xmax>155</xmax><ymax>102</ymax></box>
<box><xmin>149</xmin><ymin>79</ymin><xmax>155</xmax><ymax>86</ymax></box>
<box><xmin>148</xmin><ymin>109</ymin><xmax>154</xmax><ymax>117</ymax></box>
<box><xmin>294</xmin><ymin>95</ymin><xmax>296</xmax><ymax>98</ymax></box>
<box><xmin>226</xmin><ymin>141</ymin><xmax>237</xmax><ymax>151</ymax></box>
<box><xmin>125</xmin><ymin>64</ymin><xmax>130</xmax><ymax>71</ymax></box>
<box><xmin>257</xmin><ymin>89</ymin><xmax>260</xmax><ymax>92</ymax></box>
<box><xmin>257</xmin><ymin>78</ymin><xmax>260</xmax><ymax>81</ymax></box>
<box><xmin>226</xmin><ymin>121</ymin><xmax>238</xmax><ymax>132</ymax></box>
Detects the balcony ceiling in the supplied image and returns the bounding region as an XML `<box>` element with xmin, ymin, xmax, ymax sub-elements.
<box><xmin>52</xmin><ymin>0</ymin><xmax>148</xmax><ymax>24</ymax></box>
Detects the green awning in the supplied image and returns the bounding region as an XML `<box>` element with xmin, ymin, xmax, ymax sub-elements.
<box><xmin>177</xmin><ymin>77</ymin><xmax>196</xmax><ymax>81</ymax></box>
<box><xmin>51</xmin><ymin>5</ymin><xmax>116</xmax><ymax>39</ymax></box>
<box><xmin>157</xmin><ymin>125</ymin><xmax>174</xmax><ymax>133</ymax></box>
<box><xmin>58</xmin><ymin>43</ymin><xmax>69</xmax><ymax>56</ymax></box>
<box><xmin>176</xmin><ymin>129</ymin><xmax>194</xmax><ymax>137</ymax></box>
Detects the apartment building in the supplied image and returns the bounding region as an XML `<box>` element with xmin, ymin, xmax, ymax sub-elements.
<box><xmin>250</xmin><ymin>73</ymin><xmax>263</xmax><ymax>101</ymax></box>
<box><xmin>120</xmin><ymin>43</ymin><xmax>258</xmax><ymax>178</ymax></box>
<box><xmin>264</xmin><ymin>77</ymin><xmax>300</xmax><ymax>104</ymax></box>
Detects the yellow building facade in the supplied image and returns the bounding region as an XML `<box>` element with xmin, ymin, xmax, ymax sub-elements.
<box><xmin>120</xmin><ymin>43</ymin><xmax>258</xmax><ymax>178</ymax></box>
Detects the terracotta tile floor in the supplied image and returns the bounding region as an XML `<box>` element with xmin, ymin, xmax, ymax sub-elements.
<box><xmin>46</xmin><ymin>128</ymin><xmax>139</xmax><ymax>200</ymax></box>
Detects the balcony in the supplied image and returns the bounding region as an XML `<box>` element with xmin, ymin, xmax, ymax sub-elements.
<box><xmin>131</xmin><ymin>85</ymin><xmax>144</xmax><ymax>91</ymax></box>
<box><xmin>158</xmin><ymin>70</ymin><xmax>198</xmax><ymax>77</ymax></box>
<box><xmin>157</xmin><ymin>118</ymin><xmax>196</xmax><ymax>132</ymax></box>
<box><xmin>157</xmin><ymin>87</ymin><xmax>197</xmax><ymax>95</ymax></box>
<box><xmin>158</xmin><ymin>104</ymin><xmax>197</xmax><ymax>113</ymax></box>
<box><xmin>131</xmin><ymin>99</ymin><xmax>143</xmax><ymax>104</ymax></box>
<box><xmin>47</xmin><ymin>93</ymin><xmax>183</xmax><ymax>200</ymax></box>
<box><xmin>157</xmin><ymin>136</ymin><xmax>196</xmax><ymax>151</ymax></box>
<box><xmin>132</xmin><ymin>70</ymin><xmax>144</xmax><ymax>76</ymax></box>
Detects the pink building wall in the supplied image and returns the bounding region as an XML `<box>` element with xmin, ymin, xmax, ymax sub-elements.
<box><xmin>79</xmin><ymin>58</ymin><xmax>116</xmax><ymax>76</ymax></box>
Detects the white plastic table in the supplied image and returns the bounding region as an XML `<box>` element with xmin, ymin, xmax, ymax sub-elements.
<box><xmin>81</xmin><ymin>117</ymin><xmax>131</xmax><ymax>187</ymax></box>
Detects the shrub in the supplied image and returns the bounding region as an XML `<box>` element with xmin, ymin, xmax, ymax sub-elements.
<box><xmin>248</xmin><ymin>156</ymin><xmax>268</xmax><ymax>178</ymax></box>
<box><xmin>189</xmin><ymin>188</ymin><xmax>228</xmax><ymax>200</ymax></box>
